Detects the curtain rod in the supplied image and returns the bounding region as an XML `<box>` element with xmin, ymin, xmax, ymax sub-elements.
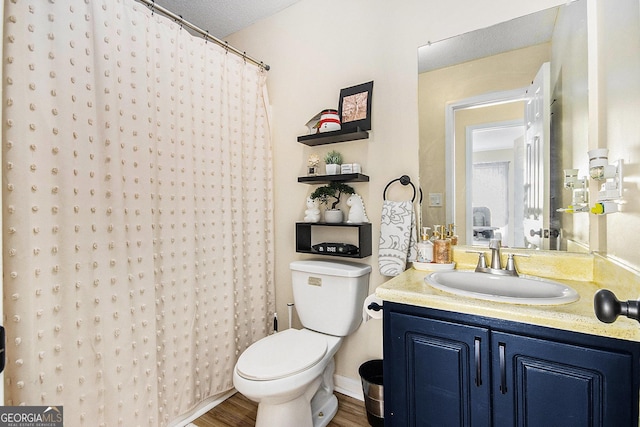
<box><xmin>136</xmin><ymin>0</ymin><xmax>270</xmax><ymax>71</ymax></box>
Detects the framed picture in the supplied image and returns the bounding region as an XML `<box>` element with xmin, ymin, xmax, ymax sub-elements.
<box><xmin>338</xmin><ymin>81</ymin><xmax>373</xmax><ymax>131</ymax></box>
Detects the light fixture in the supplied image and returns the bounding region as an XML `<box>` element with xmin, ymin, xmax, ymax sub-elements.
<box><xmin>563</xmin><ymin>168</ymin><xmax>579</xmax><ymax>189</ymax></box>
<box><xmin>557</xmin><ymin>169</ymin><xmax>589</xmax><ymax>213</ymax></box>
<box><xmin>588</xmin><ymin>148</ymin><xmax>620</xmax><ymax>182</ymax></box>
<box><xmin>587</xmin><ymin>148</ymin><xmax>624</xmax><ymax>214</ymax></box>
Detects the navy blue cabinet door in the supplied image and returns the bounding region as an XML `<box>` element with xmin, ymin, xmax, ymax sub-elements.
<box><xmin>384</xmin><ymin>303</ymin><xmax>640</xmax><ymax>427</ymax></box>
<box><xmin>492</xmin><ymin>331</ymin><xmax>636</xmax><ymax>427</ymax></box>
<box><xmin>385</xmin><ymin>311</ymin><xmax>491</xmax><ymax>427</ymax></box>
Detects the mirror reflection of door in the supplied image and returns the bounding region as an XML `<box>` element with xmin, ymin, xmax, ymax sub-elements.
<box><xmin>462</xmin><ymin>63</ymin><xmax>551</xmax><ymax>249</ymax></box>
<box><xmin>523</xmin><ymin>62</ymin><xmax>551</xmax><ymax>249</ymax></box>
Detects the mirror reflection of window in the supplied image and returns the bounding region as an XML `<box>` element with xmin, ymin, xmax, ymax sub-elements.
<box><xmin>473</xmin><ymin>162</ymin><xmax>509</xmax><ymax>246</ymax></box>
<box><xmin>470</xmin><ymin>124</ymin><xmax>524</xmax><ymax>248</ymax></box>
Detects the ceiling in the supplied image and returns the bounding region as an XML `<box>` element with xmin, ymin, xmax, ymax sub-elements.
<box><xmin>148</xmin><ymin>1</ymin><xmax>560</xmax><ymax>74</ymax></box>
<box><xmin>473</xmin><ymin>125</ymin><xmax>525</xmax><ymax>152</ymax></box>
<box><xmin>418</xmin><ymin>6</ymin><xmax>560</xmax><ymax>73</ymax></box>
<box><xmin>151</xmin><ymin>0</ymin><xmax>303</xmax><ymax>39</ymax></box>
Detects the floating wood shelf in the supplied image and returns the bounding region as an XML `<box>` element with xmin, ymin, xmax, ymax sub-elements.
<box><xmin>295</xmin><ymin>222</ymin><xmax>372</xmax><ymax>258</ymax></box>
<box><xmin>297</xmin><ymin>128</ymin><xmax>369</xmax><ymax>146</ymax></box>
<box><xmin>298</xmin><ymin>173</ymin><xmax>369</xmax><ymax>184</ymax></box>
<box><xmin>296</xmin><ymin>124</ymin><xmax>372</xmax><ymax>258</ymax></box>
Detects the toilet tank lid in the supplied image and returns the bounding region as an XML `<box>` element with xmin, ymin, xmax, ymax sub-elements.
<box><xmin>290</xmin><ymin>259</ymin><xmax>372</xmax><ymax>277</ymax></box>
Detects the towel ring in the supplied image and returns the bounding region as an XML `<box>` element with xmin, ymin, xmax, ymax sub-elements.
<box><xmin>383</xmin><ymin>175</ymin><xmax>422</xmax><ymax>203</ymax></box>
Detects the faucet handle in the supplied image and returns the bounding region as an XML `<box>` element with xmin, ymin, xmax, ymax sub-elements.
<box><xmin>505</xmin><ymin>254</ymin><xmax>518</xmax><ymax>275</ymax></box>
<box><xmin>475</xmin><ymin>252</ymin><xmax>487</xmax><ymax>270</ymax></box>
<box><xmin>466</xmin><ymin>250</ymin><xmax>488</xmax><ymax>271</ymax></box>
<box><xmin>504</xmin><ymin>253</ymin><xmax>530</xmax><ymax>276</ymax></box>
<box><xmin>489</xmin><ymin>239</ymin><xmax>501</xmax><ymax>249</ymax></box>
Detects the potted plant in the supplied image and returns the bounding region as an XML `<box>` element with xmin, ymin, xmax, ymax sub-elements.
<box><xmin>310</xmin><ymin>181</ymin><xmax>355</xmax><ymax>223</ymax></box>
<box><xmin>324</xmin><ymin>150</ymin><xmax>343</xmax><ymax>175</ymax></box>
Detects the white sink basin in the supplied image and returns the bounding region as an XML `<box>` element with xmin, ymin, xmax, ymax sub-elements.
<box><xmin>424</xmin><ymin>271</ymin><xmax>579</xmax><ymax>305</ymax></box>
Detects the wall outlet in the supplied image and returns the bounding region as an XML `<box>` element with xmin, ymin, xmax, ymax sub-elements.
<box><xmin>429</xmin><ymin>193</ymin><xmax>443</xmax><ymax>207</ymax></box>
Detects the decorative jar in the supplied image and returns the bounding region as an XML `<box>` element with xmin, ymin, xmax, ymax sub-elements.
<box><xmin>318</xmin><ymin>109</ymin><xmax>341</xmax><ymax>133</ymax></box>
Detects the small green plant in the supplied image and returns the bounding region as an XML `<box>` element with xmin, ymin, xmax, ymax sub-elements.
<box><xmin>324</xmin><ymin>150</ymin><xmax>343</xmax><ymax>165</ymax></box>
<box><xmin>310</xmin><ymin>182</ymin><xmax>355</xmax><ymax>210</ymax></box>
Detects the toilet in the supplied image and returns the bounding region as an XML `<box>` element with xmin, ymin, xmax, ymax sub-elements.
<box><xmin>233</xmin><ymin>259</ymin><xmax>372</xmax><ymax>427</ymax></box>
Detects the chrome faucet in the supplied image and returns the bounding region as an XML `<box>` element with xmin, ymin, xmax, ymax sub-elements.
<box><xmin>489</xmin><ymin>239</ymin><xmax>503</xmax><ymax>270</ymax></box>
<box><xmin>470</xmin><ymin>239</ymin><xmax>526</xmax><ymax>277</ymax></box>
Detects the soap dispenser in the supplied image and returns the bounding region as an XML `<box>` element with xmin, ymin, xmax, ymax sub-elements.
<box><xmin>417</xmin><ymin>227</ymin><xmax>434</xmax><ymax>263</ymax></box>
<box><xmin>430</xmin><ymin>225</ymin><xmax>441</xmax><ymax>242</ymax></box>
<box><xmin>448</xmin><ymin>223</ymin><xmax>458</xmax><ymax>245</ymax></box>
<box><xmin>434</xmin><ymin>225</ymin><xmax>452</xmax><ymax>264</ymax></box>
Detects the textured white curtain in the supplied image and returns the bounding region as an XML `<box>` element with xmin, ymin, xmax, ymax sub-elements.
<box><xmin>2</xmin><ymin>1</ymin><xmax>274</xmax><ymax>425</ymax></box>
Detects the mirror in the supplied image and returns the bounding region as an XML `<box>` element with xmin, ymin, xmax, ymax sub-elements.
<box><xmin>418</xmin><ymin>1</ymin><xmax>589</xmax><ymax>251</ymax></box>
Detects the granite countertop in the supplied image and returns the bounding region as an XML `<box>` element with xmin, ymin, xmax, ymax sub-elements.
<box><xmin>376</xmin><ymin>266</ymin><xmax>640</xmax><ymax>342</ymax></box>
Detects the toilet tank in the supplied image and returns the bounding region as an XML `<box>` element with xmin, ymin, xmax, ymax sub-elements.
<box><xmin>290</xmin><ymin>259</ymin><xmax>372</xmax><ymax>336</ymax></box>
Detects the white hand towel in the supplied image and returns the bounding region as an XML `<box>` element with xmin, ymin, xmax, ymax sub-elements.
<box><xmin>378</xmin><ymin>200</ymin><xmax>417</xmax><ymax>276</ymax></box>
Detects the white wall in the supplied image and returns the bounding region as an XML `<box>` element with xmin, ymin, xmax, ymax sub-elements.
<box><xmin>227</xmin><ymin>0</ymin><xmax>567</xmax><ymax>385</ymax></box>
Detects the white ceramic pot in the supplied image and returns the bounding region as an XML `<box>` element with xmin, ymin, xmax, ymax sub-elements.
<box><xmin>325</xmin><ymin>164</ymin><xmax>340</xmax><ymax>175</ymax></box>
<box><xmin>324</xmin><ymin>209</ymin><xmax>343</xmax><ymax>223</ymax></box>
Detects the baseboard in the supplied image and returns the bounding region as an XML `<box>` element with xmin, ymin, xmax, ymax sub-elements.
<box><xmin>333</xmin><ymin>374</ymin><xmax>364</xmax><ymax>401</ymax></box>
<box><xmin>168</xmin><ymin>388</ymin><xmax>236</xmax><ymax>427</ymax></box>
<box><xmin>171</xmin><ymin>375</ymin><xmax>364</xmax><ymax>425</ymax></box>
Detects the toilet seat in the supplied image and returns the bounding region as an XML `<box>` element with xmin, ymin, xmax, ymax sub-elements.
<box><xmin>236</xmin><ymin>329</ymin><xmax>328</xmax><ymax>381</ymax></box>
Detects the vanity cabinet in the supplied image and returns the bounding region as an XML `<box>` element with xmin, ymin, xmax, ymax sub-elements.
<box><xmin>383</xmin><ymin>302</ymin><xmax>640</xmax><ymax>427</ymax></box>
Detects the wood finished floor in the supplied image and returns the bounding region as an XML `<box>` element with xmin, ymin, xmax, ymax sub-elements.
<box><xmin>192</xmin><ymin>391</ymin><xmax>369</xmax><ymax>427</ymax></box>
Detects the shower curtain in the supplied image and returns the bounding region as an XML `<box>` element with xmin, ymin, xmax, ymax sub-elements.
<box><xmin>2</xmin><ymin>1</ymin><xmax>274</xmax><ymax>425</ymax></box>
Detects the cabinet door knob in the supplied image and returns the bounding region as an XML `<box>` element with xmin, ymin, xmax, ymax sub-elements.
<box><xmin>594</xmin><ymin>289</ymin><xmax>640</xmax><ymax>323</ymax></box>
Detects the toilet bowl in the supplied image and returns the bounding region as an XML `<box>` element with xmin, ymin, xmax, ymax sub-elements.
<box><xmin>232</xmin><ymin>259</ymin><xmax>372</xmax><ymax>427</ymax></box>
<box><xmin>233</xmin><ymin>328</ymin><xmax>342</xmax><ymax>427</ymax></box>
